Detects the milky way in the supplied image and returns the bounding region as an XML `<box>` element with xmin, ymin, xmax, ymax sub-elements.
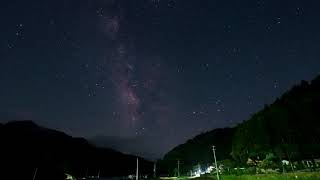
<box><xmin>1</xmin><ymin>0</ymin><xmax>320</xmax><ymax>159</ymax></box>
<box><xmin>97</xmin><ymin>2</ymin><xmax>142</xmax><ymax>134</ymax></box>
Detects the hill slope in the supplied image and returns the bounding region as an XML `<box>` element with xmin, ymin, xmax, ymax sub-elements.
<box><xmin>160</xmin><ymin>75</ymin><xmax>320</xmax><ymax>176</ymax></box>
<box><xmin>232</xmin><ymin>76</ymin><xmax>320</xmax><ymax>163</ymax></box>
<box><xmin>0</xmin><ymin>121</ymin><xmax>153</xmax><ymax>179</ymax></box>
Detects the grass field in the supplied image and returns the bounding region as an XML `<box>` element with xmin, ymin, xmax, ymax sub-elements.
<box><xmin>166</xmin><ymin>172</ymin><xmax>320</xmax><ymax>180</ymax></box>
<box><xmin>218</xmin><ymin>172</ymin><xmax>320</xmax><ymax>180</ymax></box>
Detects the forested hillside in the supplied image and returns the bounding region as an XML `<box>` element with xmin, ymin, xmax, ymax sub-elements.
<box><xmin>232</xmin><ymin>76</ymin><xmax>320</xmax><ymax>164</ymax></box>
<box><xmin>160</xmin><ymin>75</ymin><xmax>320</xmax><ymax>176</ymax></box>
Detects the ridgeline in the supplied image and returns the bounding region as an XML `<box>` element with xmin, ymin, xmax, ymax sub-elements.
<box><xmin>0</xmin><ymin>121</ymin><xmax>153</xmax><ymax>179</ymax></box>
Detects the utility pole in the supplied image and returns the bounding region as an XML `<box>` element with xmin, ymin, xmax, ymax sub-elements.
<box><xmin>153</xmin><ymin>162</ymin><xmax>156</xmax><ymax>178</ymax></box>
<box><xmin>136</xmin><ymin>157</ymin><xmax>139</xmax><ymax>180</ymax></box>
<box><xmin>177</xmin><ymin>160</ymin><xmax>180</xmax><ymax>177</ymax></box>
<box><xmin>32</xmin><ymin>168</ymin><xmax>38</xmax><ymax>180</ymax></box>
<box><xmin>212</xmin><ymin>146</ymin><xmax>220</xmax><ymax>180</ymax></box>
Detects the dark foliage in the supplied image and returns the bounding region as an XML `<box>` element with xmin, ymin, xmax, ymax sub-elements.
<box><xmin>160</xmin><ymin>75</ymin><xmax>320</xmax><ymax>175</ymax></box>
<box><xmin>232</xmin><ymin>75</ymin><xmax>320</xmax><ymax>163</ymax></box>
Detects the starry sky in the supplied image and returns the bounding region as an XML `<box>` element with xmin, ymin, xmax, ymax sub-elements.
<box><xmin>1</xmin><ymin>0</ymin><xmax>320</xmax><ymax>159</ymax></box>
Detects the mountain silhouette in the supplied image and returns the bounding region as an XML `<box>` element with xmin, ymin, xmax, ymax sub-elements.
<box><xmin>0</xmin><ymin>120</ymin><xmax>153</xmax><ymax>179</ymax></box>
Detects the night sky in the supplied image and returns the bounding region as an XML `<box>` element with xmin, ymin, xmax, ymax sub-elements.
<box><xmin>1</xmin><ymin>0</ymin><xmax>320</xmax><ymax>159</ymax></box>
